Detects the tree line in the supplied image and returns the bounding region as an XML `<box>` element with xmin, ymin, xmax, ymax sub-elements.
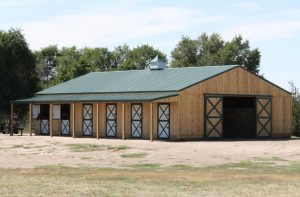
<box><xmin>0</xmin><ymin>28</ymin><xmax>261</xmax><ymax>117</ymax></box>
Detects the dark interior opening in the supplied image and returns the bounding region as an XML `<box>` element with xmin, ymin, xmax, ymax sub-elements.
<box><xmin>223</xmin><ymin>97</ymin><xmax>255</xmax><ymax>138</ymax></box>
<box><xmin>61</xmin><ymin>104</ymin><xmax>70</xmax><ymax>120</ymax></box>
<box><xmin>40</xmin><ymin>104</ymin><xmax>49</xmax><ymax>119</ymax></box>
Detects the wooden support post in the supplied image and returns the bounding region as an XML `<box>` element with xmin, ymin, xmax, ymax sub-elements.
<box><xmin>149</xmin><ymin>102</ymin><xmax>153</xmax><ymax>141</ymax></box>
<box><xmin>177</xmin><ymin>96</ymin><xmax>181</xmax><ymax>140</ymax></box>
<box><xmin>122</xmin><ymin>102</ymin><xmax>125</xmax><ymax>140</ymax></box>
<box><xmin>29</xmin><ymin>103</ymin><xmax>32</xmax><ymax>136</ymax></box>
<box><xmin>72</xmin><ymin>102</ymin><xmax>75</xmax><ymax>138</ymax></box>
<box><xmin>10</xmin><ymin>102</ymin><xmax>13</xmax><ymax>136</ymax></box>
<box><xmin>96</xmin><ymin>102</ymin><xmax>99</xmax><ymax>140</ymax></box>
<box><xmin>49</xmin><ymin>104</ymin><xmax>53</xmax><ymax>137</ymax></box>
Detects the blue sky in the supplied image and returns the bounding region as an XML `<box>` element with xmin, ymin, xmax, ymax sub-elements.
<box><xmin>1</xmin><ymin>0</ymin><xmax>300</xmax><ymax>90</ymax></box>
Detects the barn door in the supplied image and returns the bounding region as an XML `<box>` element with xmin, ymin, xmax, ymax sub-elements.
<box><xmin>131</xmin><ymin>104</ymin><xmax>142</xmax><ymax>138</ymax></box>
<box><xmin>83</xmin><ymin>104</ymin><xmax>93</xmax><ymax>136</ymax></box>
<box><xmin>40</xmin><ymin>104</ymin><xmax>49</xmax><ymax>134</ymax></box>
<box><xmin>157</xmin><ymin>103</ymin><xmax>170</xmax><ymax>139</ymax></box>
<box><xmin>106</xmin><ymin>104</ymin><xmax>117</xmax><ymax>137</ymax></box>
<box><xmin>40</xmin><ymin>119</ymin><xmax>49</xmax><ymax>134</ymax></box>
<box><xmin>256</xmin><ymin>97</ymin><xmax>272</xmax><ymax>137</ymax></box>
<box><xmin>61</xmin><ymin>104</ymin><xmax>70</xmax><ymax>135</ymax></box>
<box><xmin>204</xmin><ymin>95</ymin><xmax>223</xmax><ymax>138</ymax></box>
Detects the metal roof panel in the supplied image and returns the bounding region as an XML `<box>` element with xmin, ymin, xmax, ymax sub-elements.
<box><xmin>37</xmin><ymin>65</ymin><xmax>238</xmax><ymax>94</ymax></box>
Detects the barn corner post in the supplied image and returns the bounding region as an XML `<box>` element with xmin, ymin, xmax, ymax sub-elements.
<box><xmin>29</xmin><ymin>103</ymin><xmax>32</xmax><ymax>136</ymax></box>
<box><xmin>149</xmin><ymin>102</ymin><xmax>153</xmax><ymax>141</ymax></box>
<box><xmin>10</xmin><ymin>102</ymin><xmax>14</xmax><ymax>136</ymax></box>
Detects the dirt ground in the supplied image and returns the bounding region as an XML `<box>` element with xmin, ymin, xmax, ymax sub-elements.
<box><xmin>0</xmin><ymin>134</ymin><xmax>299</xmax><ymax>168</ymax></box>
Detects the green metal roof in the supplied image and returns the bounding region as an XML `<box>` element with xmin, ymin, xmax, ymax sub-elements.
<box><xmin>37</xmin><ymin>65</ymin><xmax>237</xmax><ymax>94</ymax></box>
<box><xmin>13</xmin><ymin>92</ymin><xmax>178</xmax><ymax>104</ymax></box>
<box><xmin>14</xmin><ymin>65</ymin><xmax>240</xmax><ymax>103</ymax></box>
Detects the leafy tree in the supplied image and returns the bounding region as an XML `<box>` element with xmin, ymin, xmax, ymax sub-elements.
<box><xmin>55</xmin><ymin>47</ymin><xmax>82</xmax><ymax>83</ymax></box>
<box><xmin>0</xmin><ymin>29</ymin><xmax>38</xmax><ymax>115</ymax></box>
<box><xmin>81</xmin><ymin>47</ymin><xmax>115</xmax><ymax>71</ymax></box>
<box><xmin>112</xmin><ymin>45</ymin><xmax>130</xmax><ymax>67</ymax></box>
<box><xmin>289</xmin><ymin>81</ymin><xmax>300</xmax><ymax>135</ymax></box>
<box><xmin>118</xmin><ymin>45</ymin><xmax>167</xmax><ymax>70</ymax></box>
<box><xmin>170</xmin><ymin>37</ymin><xmax>199</xmax><ymax>67</ymax></box>
<box><xmin>35</xmin><ymin>45</ymin><xmax>59</xmax><ymax>87</ymax></box>
<box><xmin>171</xmin><ymin>33</ymin><xmax>261</xmax><ymax>74</ymax></box>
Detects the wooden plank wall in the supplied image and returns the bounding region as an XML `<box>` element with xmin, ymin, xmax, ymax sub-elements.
<box><xmin>70</xmin><ymin>100</ymin><xmax>179</xmax><ymax>139</ymax></box>
<box><xmin>178</xmin><ymin>67</ymin><xmax>292</xmax><ymax>138</ymax></box>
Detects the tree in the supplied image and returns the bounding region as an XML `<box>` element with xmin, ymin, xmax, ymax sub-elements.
<box><xmin>171</xmin><ymin>33</ymin><xmax>261</xmax><ymax>74</ymax></box>
<box><xmin>80</xmin><ymin>47</ymin><xmax>115</xmax><ymax>71</ymax></box>
<box><xmin>118</xmin><ymin>45</ymin><xmax>167</xmax><ymax>70</ymax></box>
<box><xmin>35</xmin><ymin>45</ymin><xmax>59</xmax><ymax>87</ymax></box>
<box><xmin>0</xmin><ymin>29</ymin><xmax>38</xmax><ymax>115</ymax></box>
<box><xmin>112</xmin><ymin>45</ymin><xmax>130</xmax><ymax>68</ymax></box>
<box><xmin>55</xmin><ymin>47</ymin><xmax>82</xmax><ymax>83</ymax></box>
<box><xmin>170</xmin><ymin>37</ymin><xmax>200</xmax><ymax>67</ymax></box>
<box><xmin>289</xmin><ymin>81</ymin><xmax>300</xmax><ymax>135</ymax></box>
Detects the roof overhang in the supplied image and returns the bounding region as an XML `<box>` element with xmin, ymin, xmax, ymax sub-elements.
<box><xmin>13</xmin><ymin>92</ymin><xmax>179</xmax><ymax>104</ymax></box>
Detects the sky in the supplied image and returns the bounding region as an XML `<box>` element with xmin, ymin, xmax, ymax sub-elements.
<box><xmin>1</xmin><ymin>0</ymin><xmax>300</xmax><ymax>90</ymax></box>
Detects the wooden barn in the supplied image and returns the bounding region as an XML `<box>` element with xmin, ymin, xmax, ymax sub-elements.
<box><xmin>13</xmin><ymin>59</ymin><xmax>292</xmax><ymax>140</ymax></box>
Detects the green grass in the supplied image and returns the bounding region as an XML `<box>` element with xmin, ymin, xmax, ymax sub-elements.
<box><xmin>291</xmin><ymin>135</ymin><xmax>300</xmax><ymax>139</ymax></box>
<box><xmin>65</xmin><ymin>143</ymin><xmax>130</xmax><ymax>152</ymax></box>
<box><xmin>129</xmin><ymin>163</ymin><xmax>161</xmax><ymax>169</ymax></box>
<box><xmin>11</xmin><ymin>144</ymin><xmax>48</xmax><ymax>149</ymax></box>
<box><xmin>65</xmin><ymin>143</ymin><xmax>106</xmax><ymax>152</ymax></box>
<box><xmin>0</xmin><ymin>161</ymin><xmax>300</xmax><ymax>197</ymax></box>
<box><xmin>120</xmin><ymin>152</ymin><xmax>148</xmax><ymax>158</ymax></box>
<box><xmin>169</xmin><ymin>164</ymin><xmax>194</xmax><ymax>170</ymax></box>
<box><xmin>81</xmin><ymin>157</ymin><xmax>92</xmax><ymax>160</ymax></box>
<box><xmin>106</xmin><ymin>145</ymin><xmax>130</xmax><ymax>151</ymax></box>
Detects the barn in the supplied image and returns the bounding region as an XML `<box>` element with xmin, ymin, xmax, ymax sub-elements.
<box><xmin>13</xmin><ymin>58</ymin><xmax>292</xmax><ymax>140</ymax></box>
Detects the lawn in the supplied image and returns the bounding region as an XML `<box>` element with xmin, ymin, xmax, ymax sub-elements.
<box><xmin>0</xmin><ymin>161</ymin><xmax>299</xmax><ymax>197</ymax></box>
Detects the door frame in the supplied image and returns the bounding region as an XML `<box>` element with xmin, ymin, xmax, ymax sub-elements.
<box><xmin>39</xmin><ymin>104</ymin><xmax>50</xmax><ymax>135</ymax></box>
<box><xmin>60</xmin><ymin>104</ymin><xmax>70</xmax><ymax>136</ymax></box>
<box><xmin>204</xmin><ymin>93</ymin><xmax>273</xmax><ymax>139</ymax></box>
<box><xmin>106</xmin><ymin>103</ymin><xmax>117</xmax><ymax>137</ymax></box>
<box><xmin>131</xmin><ymin>103</ymin><xmax>143</xmax><ymax>138</ymax></box>
<box><xmin>255</xmin><ymin>96</ymin><xmax>272</xmax><ymax>138</ymax></box>
<box><xmin>40</xmin><ymin>119</ymin><xmax>49</xmax><ymax>135</ymax></box>
<box><xmin>204</xmin><ymin>95</ymin><xmax>224</xmax><ymax>139</ymax></box>
<box><xmin>157</xmin><ymin>103</ymin><xmax>170</xmax><ymax>139</ymax></box>
<box><xmin>82</xmin><ymin>103</ymin><xmax>93</xmax><ymax>136</ymax></box>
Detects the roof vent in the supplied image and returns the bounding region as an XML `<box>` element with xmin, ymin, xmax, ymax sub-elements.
<box><xmin>149</xmin><ymin>55</ymin><xmax>166</xmax><ymax>70</ymax></box>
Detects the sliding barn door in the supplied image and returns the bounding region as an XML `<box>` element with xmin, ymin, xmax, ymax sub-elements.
<box><xmin>83</xmin><ymin>104</ymin><xmax>93</xmax><ymax>136</ymax></box>
<box><xmin>131</xmin><ymin>104</ymin><xmax>142</xmax><ymax>138</ymax></box>
<box><xmin>204</xmin><ymin>95</ymin><xmax>223</xmax><ymax>138</ymax></box>
<box><xmin>256</xmin><ymin>97</ymin><xmax>272</xmax><ymax>137</ymax></box>
<box><xmin>157</xmin><ymin>104</ymin><xmax>170</xmax><ymax>139</ymax></box>
<box><xmin>106</xmin><ymin>104</ymin><xmax>117</xmax><ymax>137</ymax></box>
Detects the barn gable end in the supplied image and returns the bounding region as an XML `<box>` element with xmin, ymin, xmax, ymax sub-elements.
<box><xmin>178</xmin><ymin>66</ymin><xmax>291</xmax><ymax>139</ymax></box>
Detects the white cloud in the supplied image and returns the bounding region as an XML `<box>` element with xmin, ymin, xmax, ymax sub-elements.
<box><xmin>18</xmin><ymin>6</ymin><xmax>229</xmax><ymax>50</ymax></box>
<box><xmin>0</xmin><ymin>0</ymin><xmax>44</xmax><ymax>7</ymax></box>
<box><xmin>221</xmin><ymin>19</ymin><xmax>300</xmax><ymax>41</ymax></box>
<box><xmin>236</xmin><ymin>2</ymin><xmax>260</xmax><ymax>9</ymax></box>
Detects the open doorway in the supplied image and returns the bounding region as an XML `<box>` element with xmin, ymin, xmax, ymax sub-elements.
<box><xmin>39</xmin><ymin>104</ymin><xmax>49</xmax><ymax>134</ymax></box>
<box><xmin>223</xmin><ymin>97</ymin><xmax>255</xmax><ymax>138</ymax></box>
<box><xmin>61</xmin><ymin>104</ymin><xmax>70</xmax><ymax>135</ymax></box>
